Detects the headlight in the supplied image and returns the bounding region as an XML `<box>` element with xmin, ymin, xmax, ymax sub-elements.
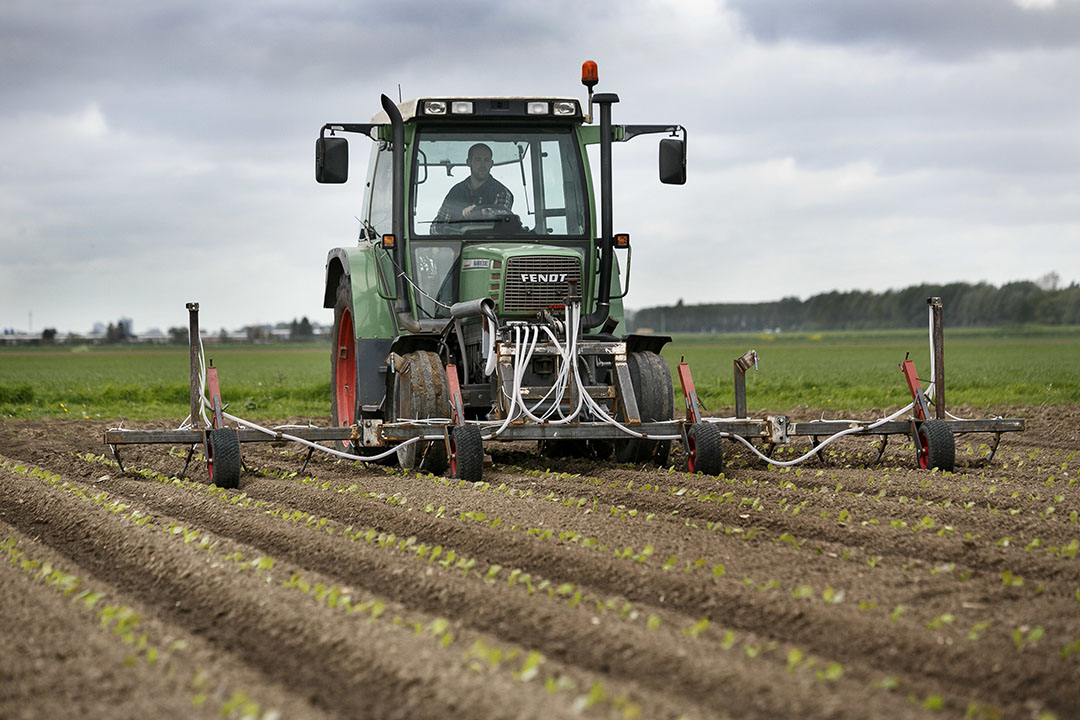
<box><xmin>553</xmin><ymin>101</ymin><xmax>577</xmax><ymax>116</ymax></box>
<box><xmin>424</xmin><ymin>100</ymin><xmax>447</xmax><ymax>115</ymax></box>
<box><xmin>451</xmin><ymin>101</ymin><xmax>474</xmax><ymax>114</ymax></box>
<box><xmin>527</xmin><ymin>101</ymin><xmax>550</xmax><ymax>115</ymax></box>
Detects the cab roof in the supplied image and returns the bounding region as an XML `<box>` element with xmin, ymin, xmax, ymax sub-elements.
<box><xmin>372</xmin><ymin>97</ymin><xmax>585</xmax><ymax>123</ymax></box>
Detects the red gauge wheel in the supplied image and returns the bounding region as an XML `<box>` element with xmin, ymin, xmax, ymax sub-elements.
<box><xmin>686</xmin><ymin>422</ymin><xmax>724</xmax><ymax>476</ymax></box>
<box><xmin>449</xmin><ymin>425</ymin><xmax>484</xmax><ymax>483</ymax></box>
<box><xmin>917</xmin><ymin>419</ymin><xmax>955</xmax><ymax>472</ymax></box>
<box><xmin>206</xmin><ymin>428</ymin><xmax>241</xmax><ymax>489</ymax></box>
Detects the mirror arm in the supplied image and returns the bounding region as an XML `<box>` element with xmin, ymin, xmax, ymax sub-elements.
<box><xmin>620</xmin><ymin>124</ymin><xmax>686</xmax><ymax>148</ymax></box>
<box><xmin>320</xmin><ymin>123</ymin><xmax>383</xmax><ymax>140</ymax></box>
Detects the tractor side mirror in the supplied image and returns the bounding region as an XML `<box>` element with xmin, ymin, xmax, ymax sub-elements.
<box><xmin>658</xmin><ymin>138</ymin><xmax>686</xmax><ymax>185</ymax></box>
<box><xmin>316</xmin><ymin>136</ymin><xmax>349</xmax><ymax>184</ymax></box>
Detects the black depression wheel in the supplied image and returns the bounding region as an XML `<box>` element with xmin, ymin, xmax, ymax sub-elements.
<box><xmin>206</xmin><ymin>428</ymin><xmax>241</xmax><ymax>489</ymax></box>
<box><xmin>686</xmin><ymin>422</ymin><xmax>724</xmax><ymax>476</ymax></box>
<box><xmin>449</xmin><ymin>425</ymin><xmax>484</xmax><ymax>484</ymax></box>
<box><xmin>614</xmin><ymin>351</ymin><xmax>675</xmax><ymax>465</ymax></box>
<box><xmin>392</xmin><ymin>350</ymin><xmax>450</xmax><ymax>474</ymax></box>
<box><xmin>917</xmin><ymin>419</ymin><xmax>955</xmax><ymax>472</ymax></box>
<box><xmin>330</xmin><ymin>273</ymin><xmax>358</xmax><ymax>453</ymax></box>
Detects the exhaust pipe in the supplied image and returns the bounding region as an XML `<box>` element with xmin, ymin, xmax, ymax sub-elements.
<box><xmin>380</xmin><ymin>94</ymin><xmax>427</xmax><ymax>334</ymax></box>
<box><xmin>581</xmin><ymin>93</ymin><xmax>619</xmax><ymax>331</ymax></box>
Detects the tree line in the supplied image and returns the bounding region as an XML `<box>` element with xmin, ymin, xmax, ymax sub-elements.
<box><xmin>628</xmin><ymin>277</ymin><xmax>1080</xmax><ymax>333</ymax></box>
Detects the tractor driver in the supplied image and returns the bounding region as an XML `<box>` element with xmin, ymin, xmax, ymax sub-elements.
<box><xmin>432</xmin><ymin>143</ymin><xmax>514</xmax><ymax>233</ymax></box>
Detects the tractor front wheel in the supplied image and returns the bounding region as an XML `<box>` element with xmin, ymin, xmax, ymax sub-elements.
<box><xmin>330</xmin><ymin>273</ymin><xmax>358</xmax><ymax>453</ymax></box>
<box><xmin>917</xmin><ymin>419</ymin><xmax>955</xmax><ymax>472</ymax></box>
<box><xmin>614</xmin><ymin>351</ymin><xmax>675</xmax><ymax>465</ymax></box>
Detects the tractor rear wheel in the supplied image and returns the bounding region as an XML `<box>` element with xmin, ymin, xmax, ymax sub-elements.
<box><xmin>449</xmin><ymin>425</ymin><xmax>484</xmax><ymax>483</ymax></box>
<box><xmin>917</xmin><ymin>419</ymin><xmax>955</xmax><ymax>472</ymax></box>
<box><xmin>391</xmin><ymin>350</ymin><xmax>450</xmax><ymax>474</ymax></box>
<box><xmin>330</xmin><ymin>273</ymin><xmax>358</xmax><ymax>453</ymax></box>
<box><xmin>206</xmin><ymin>428</ymin><xmax>241</xmax><ymax>488</ymax></box>
<box><xmin>686</xmin><ymin>422</ymin><xmax>724</xmax><ymax>476</ymax></box>
<box><xmin>614</xmin><ymin>351</ymin><xmax>675</xmax><ymax>465</ymax></box>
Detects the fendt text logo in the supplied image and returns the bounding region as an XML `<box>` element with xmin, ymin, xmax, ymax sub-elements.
<box><xmin>519</xmin><ymin>273</ymin><xmax>568</xmax><ymax>283</ymax></box>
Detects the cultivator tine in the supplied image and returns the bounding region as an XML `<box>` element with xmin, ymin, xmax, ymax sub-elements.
<box><xmin>299</xmin><ymin>446</ymin><xmax>315</xmax><ymax>475</ymax></box>
<box><xmin>873</xmin><ymin>435</ymin><xmax>889</xmax><ymax>464</ymax></box>
<box><xmin>109</xmin><ymin>444</ymin><xmax>126</xmax><ymax>473</ymax></box>
<box><xmin>813</xmin><ymin>436</ymin><xmax>825</xmax><ymax>463</ymax></box>
<box><xmin>180</xmin><ymin>444</ymin><xmax>196</xmax><ymax>478</ymax></box>
<box><xmin>987</xmin><ymin>432</ymin><xmax>1003</xmax><ymax>463</ymax></box>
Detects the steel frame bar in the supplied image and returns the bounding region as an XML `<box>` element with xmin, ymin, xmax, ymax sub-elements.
<box><xmin>103</xmin><ymin>416</ymin><xmax>1024</xmax><ymax>447</ymax></box>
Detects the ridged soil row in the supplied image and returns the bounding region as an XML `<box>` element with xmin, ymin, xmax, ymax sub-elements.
<box><xmin>0</xmin><ymin>461</ymin><xmax>612</xmax><ymax>720</ymax></box>
<box><xmin>504</xmin><ymin>458</ymin><xmax>1080</xmax><ymax>549</ymax></box>
<box><xmin>238</xmin><ymin>455</ymin><xmax>1078</xmax><ymax>653</ymax></box>
<box><xmin>67</xmin><ymin>454</ymin><xmax>929</xmax><ymax>720</ymax></box>
<box><xmin>470</xmin><ymin>460</ymin><xmax>1080</xmax><ymax>585</ymax></box>
<box><xmin>234</xmin><ymin>459</ymin><xmax>1080</xmax><ymax>717</ymax></box>
<box><xmin>0</xmin><ymin>521</ymin><xmax>234</xmax><ymax>720</ymax></box>
<box><xmin>77</xmin><ymin>452</ymin><xmax>1069</xmax><ymax>719</ymax></box>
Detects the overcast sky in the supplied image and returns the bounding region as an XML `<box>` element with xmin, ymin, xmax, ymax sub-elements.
<box><xmin>2</xmin><ymin>0</ymin><xmax>1078</xmax><ymax>335</ymax></box>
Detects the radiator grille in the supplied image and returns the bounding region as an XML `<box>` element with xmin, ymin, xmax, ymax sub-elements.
<box><xmin>503</xmin><ymin>256</ymin><xmax>582</xmax><ymax>314</ymax></box>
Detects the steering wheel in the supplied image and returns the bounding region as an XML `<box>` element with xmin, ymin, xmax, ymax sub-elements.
<box><xmin>464</xmin><ymin>204</ymin><xmax>508</xmax><ymax>220</ymax></box>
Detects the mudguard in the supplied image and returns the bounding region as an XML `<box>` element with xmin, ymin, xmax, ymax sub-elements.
<box><xmin>324</xmin><ymin>246</ymin><xmax>397</xmax><ymax>339</ymax></box>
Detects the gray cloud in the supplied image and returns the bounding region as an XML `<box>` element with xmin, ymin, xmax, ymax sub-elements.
<box><xmin>1</xmin><ymin>0</ymin><xmax>1077</xmax><ymax>334</ymax></box>
<box><xmin>726</xmin><ymin>0</ymin><xmax>1080</xmax><ymax>58</ymax></box>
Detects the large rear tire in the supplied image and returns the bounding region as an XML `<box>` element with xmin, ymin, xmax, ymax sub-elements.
<box><xmin>614</xmin><ymin>351</ymin><xmax>675</xmax><ymax>465</ymax></box>
<box><xmin>330</xmin><ymin>274</ymin><xmax>358</xmax><ymax>453</ymax></box>
<box><xmin>391</xmin><ymin>350</ymin><xmax>450</xmax><ymax>474</ymax></box>
<box><xmin>917</xmin><ymin>419</ymin><xmax>955</xmax><ymax>472</ymax></box>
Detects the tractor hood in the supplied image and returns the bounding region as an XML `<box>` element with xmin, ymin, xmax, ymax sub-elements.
<box><xmin>458</xmin><ymin>243</ymin><xmax>584</xmax><ymax>318</ymax></box>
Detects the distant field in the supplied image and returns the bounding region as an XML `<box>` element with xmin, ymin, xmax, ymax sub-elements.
<box><xmin>672</xmin><ymin>325</ymin><xmax>1080</xmax><ymax>412</ymax></box>
<box><xmin>1</xmin><ymin>326</ymin><xmax>1077</xmax><ymax>420</ymax></box>
<box><xmin>0</xmin><ymin>345</ymin><xmax>329</xmax><ymax>420</ymax></box>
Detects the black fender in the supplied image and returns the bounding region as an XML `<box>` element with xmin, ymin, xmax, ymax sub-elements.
<box><xmin>388</xmin><ymin>333</ymin><xmax>445</xmax><ymax>359</ymax></box>
<box><xmin>623</xmin><ymin>333</ymin><xmax>672</xmax><ymax>355</ymax></box>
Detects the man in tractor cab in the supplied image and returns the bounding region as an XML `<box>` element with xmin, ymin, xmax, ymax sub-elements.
<box><xmin>431</xmin><ymin>143</ymin><xmax>514</xmax><ymax>233</ymax></box>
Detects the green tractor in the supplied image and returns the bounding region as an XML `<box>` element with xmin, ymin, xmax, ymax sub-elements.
<box><xmin>315</xmin><ymin>62</ymin><xmax>691</xmax><ymax>483</ymax></box>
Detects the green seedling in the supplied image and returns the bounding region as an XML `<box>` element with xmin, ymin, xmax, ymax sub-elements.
<box><xmin>1012</xmin><ymin>626</ymin><xmax>1045</xmax><ymax>650</ymax></box>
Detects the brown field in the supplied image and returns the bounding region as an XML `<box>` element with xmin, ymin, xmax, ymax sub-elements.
<box><xmin>1</xmin><ymin>406</ymin><xmax>1078</xmax><ymax>719</ymax></box>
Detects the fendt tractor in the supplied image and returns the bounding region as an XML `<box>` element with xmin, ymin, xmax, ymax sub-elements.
<box><xmin>101</xmin><ymin>62</ymin><xmax>1026</xmax><ymax>487</ymax></box>
<box><xmin>315</xmin><ymin>62</ymin><xmax>691</xmax><ymax>482</ymax></box>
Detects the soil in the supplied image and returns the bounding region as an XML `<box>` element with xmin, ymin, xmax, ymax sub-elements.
<box><xmin>1</xmin><ymin>405</ymin><xmax>1078</xmax><ymax>719</ymax></box>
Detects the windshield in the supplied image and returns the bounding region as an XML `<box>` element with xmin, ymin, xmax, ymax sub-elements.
<box><xmin>411</xmin><ymin>127</ymin><xmax>588</xmax><ymax>238</ymax></box>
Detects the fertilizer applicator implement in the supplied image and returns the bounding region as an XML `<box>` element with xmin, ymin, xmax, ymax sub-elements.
<box><xmin>104</xmin><ymin>64</ymin><xmax>1023</xmax><ymax>485</ymax></box>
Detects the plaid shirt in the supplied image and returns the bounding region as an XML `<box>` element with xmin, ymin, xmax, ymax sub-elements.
<box><xmin>432</xmin><ymin>177</ymin><xmax>514</xmax><ymax>234</ymax></box>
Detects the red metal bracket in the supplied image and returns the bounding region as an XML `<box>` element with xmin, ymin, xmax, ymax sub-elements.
<box><xmin>206</xmin><ymin>363</ymin><xmax>225</xmax><ymax>429</ymax></box>
<box><xmin>899</xmin><ymin>357</ymin><xmax>931</xmax><ymax>421</ymax></box>
<box><xmin>445</xmin><ymin>363</ymin><xmax>466</xmax><ymax>426</ymax></box>
<box><xmin>677</xmin><ymin>359</ymin><xmax>701</xmax><ymax>424</ymax></box>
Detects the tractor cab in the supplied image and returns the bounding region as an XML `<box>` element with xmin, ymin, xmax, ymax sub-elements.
<box><xmin>316</xmin><ymin>62</ymin><xmax>688</xmax><ymax>473</ymax></box>
<box><xmin>379</xmin><ymin>101</ymin><xmax>593</xmax><ymax>322</ymax></box>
